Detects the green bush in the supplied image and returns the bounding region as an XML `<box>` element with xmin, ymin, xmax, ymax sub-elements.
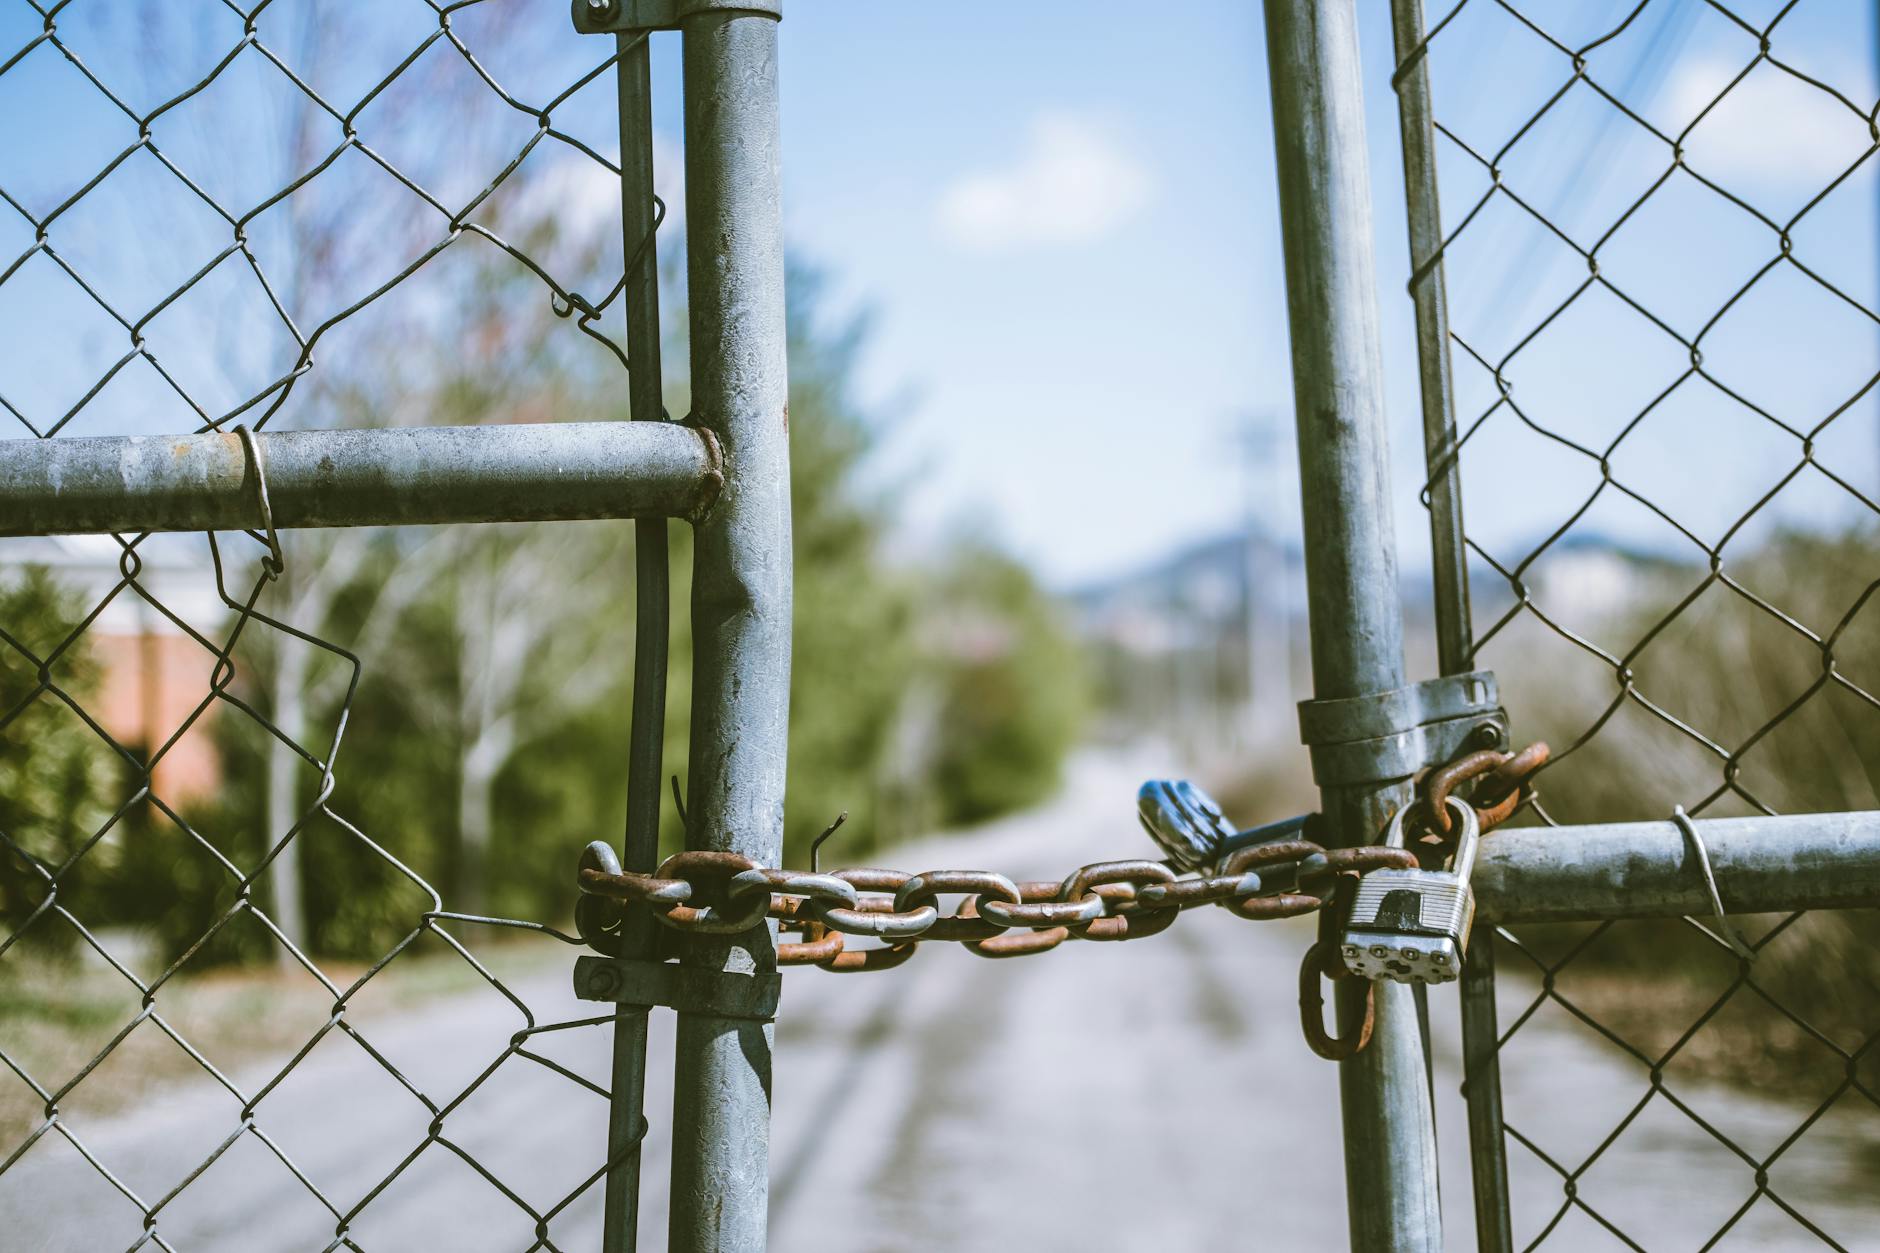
<box><xmin>0</xmin><ymin>568</ymin><xmax>117</xmax><ymax>951</ymax></box>
<box><xmin>925</xmin><ymin>545</ymin><xmax>1089</xmax><ymax>827</ymax></box>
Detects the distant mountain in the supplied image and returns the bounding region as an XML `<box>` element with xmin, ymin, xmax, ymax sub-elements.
<box><xmin>1062</xmin><ymin>524</ymin><xmax>1681</xmax><ymax>753</ymax></box>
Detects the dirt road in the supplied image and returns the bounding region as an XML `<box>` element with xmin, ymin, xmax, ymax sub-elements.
<box><xmin>4</xmin><ymin>753</ymin><xmax>1875</xmax><ymax>1250</ymax></box>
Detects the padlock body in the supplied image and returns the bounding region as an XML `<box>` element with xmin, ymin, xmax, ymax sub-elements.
<box><xmin>1339</xmin><ymin>867</ymin><xmax>1475</xmax><ymax>983</ymax></box>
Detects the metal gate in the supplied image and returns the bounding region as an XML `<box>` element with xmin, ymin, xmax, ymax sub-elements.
<box><xmin>2</xmin><ymin>1</ymin><xmax>1877</xmax><ymax>1251</ymax></box>
<box><xmin>1377</xmin><ymin>1</ymin><xmax>1880</xmax><ymax>1247</ymax></box>
<box><xmin>0</xmin><ymin>2</ymin><xmax>787</xmax><ymax>1249</ymax></box>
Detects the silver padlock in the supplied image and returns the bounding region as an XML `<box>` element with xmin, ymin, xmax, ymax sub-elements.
<box><xmin>1340</xmin><ymin>795</ymin><xmax>1479</xmax><ymax>984</ymax></box>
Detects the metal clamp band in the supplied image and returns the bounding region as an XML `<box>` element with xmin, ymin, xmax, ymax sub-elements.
<box><xmin>574</xmin><ymin>954</ymin><xmax>782</xmax><ymax>1021</ymax></box>
<box><xmin>573</xmin><ymin>0</ymin><xmax>781</xmax><ymax>34</ymax></box>
<box><xmin>1296</xmin><ymin>670</ymin><xmax>1506</xmax><ymax>787</ymax></box>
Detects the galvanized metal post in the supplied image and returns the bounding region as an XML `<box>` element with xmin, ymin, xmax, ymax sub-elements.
<box><xmin>0</xmin><ymin>423</ymin><xmax>721</xmax><ymax>534</ymax></box>
<box><xmin>1476</xmin><ymin>810</ymin><xmax>1880</xmax><ymax>920</ymax></box>
<box><xmin>670</xmin><ymin>6</ymin><xmax>790</xmax><ymax>1253</ymax></box>
<box><xmin>1261</xmin><ymin>1</ymin><xmax>1443</xmax><ymax>1249</ymax></box>
<box><xmin>601</xmin><ymin>29</ymin><xmax>669</xmax><ymax>1253</ymax></box>
<box><xmin>1386</xmin><ymin>2</ymin><xmax>1511</xmax><ymax>1247</ymax></box>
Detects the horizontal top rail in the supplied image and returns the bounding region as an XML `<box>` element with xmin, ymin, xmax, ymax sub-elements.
<box><xmin>1476</xmin><ymin>810</ymin><xmax>1880</xmax><ymax>923</ymax></box>
<box><xmin>0</xmin><ymin>422</ymin><xmax>723</xmax><ymax>536</ymax></box>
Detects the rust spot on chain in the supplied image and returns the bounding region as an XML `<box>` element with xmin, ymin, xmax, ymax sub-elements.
<box><xmin>1227</xmin><ymin>893</ymin><xmax>1321</xmax><ymax>921</ymax></box>
<box><xmin>1474</xmin><ymin>742</ymin><xmax>1550</xmax><ymax>822</ymax></box>
<box><xmin>1300</xmin><ymin>941</ymin><xmax>1373</xmax><ymax>1060</ymax></box>
<box><xmin>1421</xmin><ymin>750</ymin><xmax>1504</xmax><ymax>836</ymax></box>
<box><xmin>571</xmin><ymin>817</ymin><xmax>1430</xmax><ymax>1031</ymax></box>
<box><xmin>649</xmin><ymin>851</ymin><xmax>769</xmax><ymax>933</ymax></box>
<box><xmin>820</xmin><ymin>941</ymin><xmax>917</xmax><ymax>972</ymax></box>
<box><xmin>1319</xmin><ymin>846</ymin><xmax>1418</xmax><ymax>875</ymax></box>
<box><xmin>968</xmin><ymin>927</ymin><xmax>1068</xmax><ymax>959</ymax></box>
<box><xmin>1420</xmin><ymin>740</ymin><xmax>1551</xmax><ymax>837</ymax></box>
<box><xmin>1059</xmin><ymin>860</ymin><xmax>1177</xmax><ymax>941</ymax></box>
<box><xmin>778</xmin><ymin>921</ymin><xmax>843</xmax><ymax>965</ymax></box>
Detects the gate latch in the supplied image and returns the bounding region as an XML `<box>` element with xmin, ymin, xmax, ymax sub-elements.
<box><xmin>1296</xmin><ymin>670</ymin><xmax>1506</xmax><ymax>787</ymax></box>
<box><xmin>574</xmin><ymin>0</ymin><xmax>781</xmax><ymax>34</ymax></box>
<box><xmin>575</xmin><ymin>954</ymin><xmax>781</xmax><ymax>1022</ymax></box>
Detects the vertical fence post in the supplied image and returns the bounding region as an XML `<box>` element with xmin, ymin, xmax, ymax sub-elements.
<box><xmin>671</xmin><ymin>6</ymin><xmax>791</xmax><ymax>1253</ymax></box>
<box><xmin>1385</xmin><ymin>3</ymin><xmax>1513</xmax><ymax>1250</ymax></box>
<box><xmin>1262</xmin><ymin>2</ymin><xmax>1443</xmax><ymax>1249</ymax></box>
<box><xmin>602</xmin><ymin>29</ymin><xmax>670</xmax><ymax>1253</ymax></box>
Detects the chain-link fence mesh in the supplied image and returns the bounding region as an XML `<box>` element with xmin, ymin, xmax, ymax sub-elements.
<box><xmin>1395</xmin><ymin>1</ymin><xmax>1880</xmax><ymax>1247</ymax></box>
<box><xmin>0</xmin><ymin>2</ymin><xmax>663</xmax><ymax>1247</ymax></box>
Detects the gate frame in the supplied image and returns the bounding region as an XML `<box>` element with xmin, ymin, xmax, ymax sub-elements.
<box><xmin>6</xmin><ymin>2</ymin><xmax>1880</xmax><ymax>1251</ymax></box>
<box><xmin>1261</xmin><ymin>1</ymin><xmax>1445</xmax><ymax>1249</ymax></box>
<box><xmin>1265</xmin><ymin>1</ymin><xmax>1880</xmax><ymax>1249</ymax></box>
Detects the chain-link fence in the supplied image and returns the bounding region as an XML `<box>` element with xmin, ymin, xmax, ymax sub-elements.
<box><xmin>1390</xmin><ymin>1</ymin><xmax>1880</xmax><ymax>1247</ymax></box>
<box><xmin>9</xmin><ymin>1</ymin><xmax>1880</xmax><ymax>1250</ymax></box>
<box><xmin>0</xmin><ymin>2</ymin><xmax>668</xmax><ymax>1247</ymax></box>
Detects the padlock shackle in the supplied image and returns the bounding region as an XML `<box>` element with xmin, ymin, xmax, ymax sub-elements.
<box><xmin>1383</xmin><ymin>795</ymin><xmax>1481</xmax><ymax>880</ymax></box>
<box><xmin>1448</xmin><ymin>797</ymin><xmax>1481</xmax><ymax>882</ymax></box>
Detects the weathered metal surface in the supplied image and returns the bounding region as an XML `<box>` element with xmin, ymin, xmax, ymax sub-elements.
<box><xmin>667</xmin><ymin>4</ymin><xmax>791</xmax><ymax>1251</ymax></box>
<box><xmin>576</xmin><ymin>956</ymin><xmax>783</xmax><ymax>1021</ymax></box>
<box><xmin>1262</xmin><ymin>0</ymin><xmax>1443</xmax><ymax>1245</ymax></box>
<box><xmin>1297</xmin><ymin>671</ymin><xmax>1499</xmax><ymax>743</ymax></box>
<box><xmin>1475</xmin><ymin>811</ymin><xmax>1880</xmax><ymax>923</ymax></box>
<box><xmin>1383</xmin><ymin>0</ymin><xmax>1509</xmax><ymax>1232</ymax></box>
<box><xmin>572</xmin><ymin>0</ymin><xmax>782</xmax><ymax>35</ymax></box>
<box><xmin>1302</xmin><ymin>875</ymin><xmax>1376</xmax><ymax>1061</ymax></box>
<box><xmin>602</xmin><ymin>29</ymin><xmax>673</xmax><ymax>1253</ymax></box>
<box><xmin>0</xmin><ymin>421</ymin><xmax>722</xmax><ymax>534</ymax></box>
<box><xmin>1297</xmin><ymin>670</ymin><xmax>1506</xmax><ymax>786</ymax></box>
<box><xmin>1457</xmin><ymin>928</ymin><xmax>1513</xmax><ymax>1253</ymax></box>
<box><xmin>1386</xmin><ymin>0</ymin><xmax>1470</xmax><ymax>682</ymax></box>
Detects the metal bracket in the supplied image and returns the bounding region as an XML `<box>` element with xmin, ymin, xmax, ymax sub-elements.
<box><xmin>1297</xmin><ymin>670</ymin><xmax>1506</xmax><ymax>787</ymax></box>
<box><xmin>572</xmin><ymin>0</ymin><xmax>780</xmax><ymax>34</ymax></box>
<box><xmin>574</xmin><ymin>954</ymin><xmax>782</xmax><ymax>1021</ymax></box>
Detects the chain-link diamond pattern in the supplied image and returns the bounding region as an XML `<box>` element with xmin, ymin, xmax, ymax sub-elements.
<box><xmin>1396</xmin><ymin>2</ymin><xmax>1880</xmax><ymax>1248</ymax></box>
<box><xmin>0</xmin><ymin>2</ymin><xmax>659</xmax><ymax>1248</ymax></box>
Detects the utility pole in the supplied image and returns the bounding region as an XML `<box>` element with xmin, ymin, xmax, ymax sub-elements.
<box><xmin>1237</xmin><ymin>410</ymin><xmax>1295</xmax><ymax>750</ymax></box>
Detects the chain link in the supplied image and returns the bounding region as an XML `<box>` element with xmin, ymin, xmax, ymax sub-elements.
<box><xmin>576</xmin><ymin>745</ymin><xmax>1554</xmax><ymax>992</ymax></box>
<box><xmin>574</xmin><ymin>837</ymin><xmax>1396</xmax><ymax>969</ymax></box>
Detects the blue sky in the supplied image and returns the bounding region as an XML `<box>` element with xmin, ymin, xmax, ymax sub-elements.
<box><xmin>770</xmin><ymin>1</ymin><xmax>1279</xmax><ymax>587</ymax></box>
<box><xmin>2</xmin><ymin>0</ymin><xmax>1876</xmax><ymax>591</ymax></box>
<box><xmin>761</xmin><ymin>0</ymin><xmax>1880</xmax><ymax>587</ymax></box>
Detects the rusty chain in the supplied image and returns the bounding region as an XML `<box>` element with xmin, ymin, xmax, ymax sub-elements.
<box><xmin>578</xmin><ymin>744</ymin><xmax>1549</xmax><ymax>1060</ymax></box>
<box><xmin>577</xmin><ymin>743</ymin><xmax>1549</xmax><ymax>960</ymax></box>
<box><xmin>575</xmin><ymin>837</ymin><xmax>1417</xmax><ymax>970</ymax></box>
<box><xmin>1416</xmin><ymin>741</ymin><xmax>1550</xmax><ymax>839</ymax></box>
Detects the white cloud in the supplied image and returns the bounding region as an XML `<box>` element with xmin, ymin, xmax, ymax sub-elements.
<box><xmin>936</xmin><ymin>111</ymin><xmax>1154</xmax><ymax>252</ymax></box>
<box><xmin>1666</xmin><ymin>57</ymin><xmax>1872</xmax><ymax>188</ymax></box>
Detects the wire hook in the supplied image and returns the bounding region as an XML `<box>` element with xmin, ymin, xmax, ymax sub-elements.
<box><xmin>809</xmin><ymin>812</ymin><xmax>847</xmax><ymax>875</ymax></box>
<box><xmin>233</xmin><ymin>424</ymin><xmax>283</xmax><ymax>581</ymax></box>
<box><xmin>1671</xmin><ymin>806</ymin><xmax>1756</xmax><ymax>964</ymax></box>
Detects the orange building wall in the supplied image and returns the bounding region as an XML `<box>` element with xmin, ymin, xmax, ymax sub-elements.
<box><xmin>88</xmin><ymin>632</ymin><xmax>223</xmax><ymax>804</ymax></box>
